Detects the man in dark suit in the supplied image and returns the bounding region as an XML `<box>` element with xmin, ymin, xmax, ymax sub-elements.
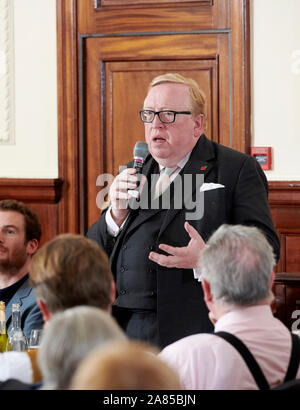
<box><xmin>87</xmin><ymin>73</ymin><xmax>280</xmax><ymax>349</ymax></box>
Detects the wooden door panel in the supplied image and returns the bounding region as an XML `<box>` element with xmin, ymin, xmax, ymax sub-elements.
<box><xmin>78</xmin><ymin>0</ymin><xmax>229</xmax><ymax>34</ymax></box>
<box><xmin>94</xmin><ymin>34</ymin><xmax>220</xmax><ymax>60</ymax></box>
<box><xmin>97</xmin><ymin>0</ymin><xmax>213</xmax><ymax>6</ymax></box>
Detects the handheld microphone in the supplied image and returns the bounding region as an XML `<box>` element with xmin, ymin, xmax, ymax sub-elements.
<box><xmin>133</xmin><ymin>141</ymin><xmax>149</xmax><ymax>173</ymax></box>
<box><xmin>127</xmin><ymin>141</ymin><xmax>148</xmax><ymax>208</ymax></box>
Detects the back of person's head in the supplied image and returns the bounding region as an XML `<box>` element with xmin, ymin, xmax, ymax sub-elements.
<box><xmin>199</xmin><ymin>224</ymin><xmax>276</xmax><ymax>307</ymax></box>
<box><xmin>148</xmin><ymin>72</ymin><xmax>207</xmax><ymax>124</ymax></box>
<box><xmin>70</xmin><ymin>340</ymin><xmax>181</xmax><ymax>390</ymax></box>
<box><xmin>0</xmin><ymin>199</ymin><xmax>41</xmax><ymax>243</ymax></box>
<box><xmin>29</xmin><ymin>234</ymin><xmax>114</xmax><ymax>314</ymax></box>
<box><xmin>38</xmin><ymin>306</ymin><xmax>126</xmax><ymax>389</ymax></box>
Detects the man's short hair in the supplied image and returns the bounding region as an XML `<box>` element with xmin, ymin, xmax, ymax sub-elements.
<box><xmin>148</xmin><ymin>72</ymin><xmax>207</xmax><ymax>125</ymax></box>
<box><xmin>30</xmin><ymin>234</ymin><xmax>113</xmax><ymax>313</ymax></box>
<box><xmin>199</xmin><ymin>224</ymin><xmax>276</xmax><ymax>306</ymax></box>
<box><xmin>0</xmin><ymin>199</ymin><xmax>42</xmax><ymax>243</ymax></box>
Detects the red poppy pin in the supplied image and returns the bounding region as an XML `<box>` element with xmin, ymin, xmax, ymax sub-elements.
<box><xmin>200</xmin><ymin>166</ymin><xmax>207</xmax><ymax>171</ymax></box>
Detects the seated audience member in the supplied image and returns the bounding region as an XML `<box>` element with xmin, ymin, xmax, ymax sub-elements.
<box><xmin>70</xmin><ymin>340</ymin><xmax>181</xmax><ymax>390</ymax></box>
<box><xmin>159</xmin><ymin>224</ymin><xmax>300</xmax><ymax>390</ymax></box>
<box><xmin>0</xmin><ymin>199</ymin><xmax>44</xmax><ymax>338</ymax></box>
<box><xmin>29</xmin><ymin>233</ymin><xmax>115</xmax><ymax>318</ymax></box>
<box><xmin>38</xmin><ymin>306</ymin><xmax>126</xmax><ymax>390</ymax></box>
<box><xmin>1</xmin><ymin>233</ymin><xmax>116</xmax><ymax>386</ymax></box>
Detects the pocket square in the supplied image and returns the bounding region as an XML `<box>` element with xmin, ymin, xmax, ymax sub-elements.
<box><xmin>200</xmin><ymin>183</ymin><xmax>225</xmax><ymax>192</ymax></box>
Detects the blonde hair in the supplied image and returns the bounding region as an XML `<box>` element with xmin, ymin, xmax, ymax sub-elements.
<box><xmin>70</xmin><ymin>340</ymin><xmax>182</xmax><ymax>390</ymax></box>
<box><xmin>149</xmin><ymin>73</ymin><xmax>207</xmax><ymax>124</ymax></box>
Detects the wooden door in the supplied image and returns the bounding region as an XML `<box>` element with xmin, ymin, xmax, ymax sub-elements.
<box><xmin>57</xmin><ymin>0</ymin><xmax>250</xmax><ymax>233</ymax></box>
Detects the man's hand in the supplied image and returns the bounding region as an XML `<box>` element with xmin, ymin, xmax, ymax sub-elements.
<box><xmin>109</xmin><ymin>168</ymin><xmax>138</xmax><ymax>226</ymax></box>
<box><xmin>148</xmin><ymin>222</ymin><xmax>206</xmax><ymax>269</ymax></box>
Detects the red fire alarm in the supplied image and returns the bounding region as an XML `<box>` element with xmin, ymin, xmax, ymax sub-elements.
<box><xmin>251</xmin><ymin>147</ymin><xmax>272</xmax><ymax>170</ymax></box>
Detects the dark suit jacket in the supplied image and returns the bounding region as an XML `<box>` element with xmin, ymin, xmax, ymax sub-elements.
<box><xmin>87</xmin><ymin>135</ymin><xmax>280</xmax><ymax>347</ymax></box>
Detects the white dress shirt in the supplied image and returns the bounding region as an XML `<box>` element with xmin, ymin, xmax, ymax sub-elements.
<box><xmin>159</xmin><ymin>305</ymin><xmax>300</xmax><ymax>390</ymax></box>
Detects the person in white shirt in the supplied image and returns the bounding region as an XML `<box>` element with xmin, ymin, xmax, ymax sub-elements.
<box><xmin>159</xmin><ymin>224</ymin><xmax>300</xmax><ymax>390</ymax></box>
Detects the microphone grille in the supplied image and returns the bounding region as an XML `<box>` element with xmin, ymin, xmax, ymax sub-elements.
<box><xmin>133</xmin><ymin>141</ymin><xmax>148</xmax><ymax>161</ymax></box>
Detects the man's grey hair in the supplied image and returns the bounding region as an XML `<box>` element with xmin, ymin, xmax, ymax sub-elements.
<box><xmin>38</xmin><ymin>306</ymin><xmax>127</xmax><ymax>389</ymax></box>
<box><xmin>199</xmin><ymin>224</ymin><xmax>276</xmax><ymax>306</ymax></box>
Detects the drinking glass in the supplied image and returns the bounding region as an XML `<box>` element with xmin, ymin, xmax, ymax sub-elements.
<box><xmin>29</xmin><ymin>329</ymin><xmax>43</xmax><ymax>350</ymax></box>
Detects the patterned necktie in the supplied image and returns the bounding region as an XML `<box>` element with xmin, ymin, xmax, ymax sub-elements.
<box><xmin>155</xmin><ymin>166</ymin><xmax>179</xmax><ymax>197</ymax></box>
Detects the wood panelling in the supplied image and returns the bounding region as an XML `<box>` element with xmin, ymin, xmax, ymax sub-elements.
<box><xmin>0</xmin><ymin>178</ymin><xmax>63</xmax><ymax>246</ymax></box>
<box><xmin>0</xmin><ymin>179</ymin><xmax>63</xmax><ymax>203</ymax></box>
<box><xmin>231</xmin><ymin>0</ymin><xmax>251</xmax><ymax>153</ymax></box>
<box><xmin>78</xmin><ymin>0</ymin><xmax>228</xmax><ymax>34</ymax></box>
<box><xmin>273</xmin><ymin>273</ymin><xmax>300</xmax><ymax>331</ymax></box>
<box><xmin>268</xmin><ymin>183</ymin><xmax>300</xmax><ymax>331</ymax></box>
<box><xmin>57</xmin><ymin>0</ymin><xmax>80</xmax><ymax>234</ymax></box>
<box><xmin>269</xmin><ymin>181</ymin><xmax>300</xmax><ymax>273</ymax></box>
<box><xmin>286</xmin><ymin>236</ymin><xmax>300</xmax><ymax>272</ymax></box>
<box><xmin>95</xmin><ymin>0</ymin><xmax>213</xmax><ymax>7</ymax></box>
<box><xmin>269</xmin><ymin>181</ymin><xmax>300</xmax><ymax>206</ymax></box>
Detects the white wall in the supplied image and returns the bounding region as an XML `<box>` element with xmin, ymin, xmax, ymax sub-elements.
<box><xmin>0</xmin><ymin>0</ymin><xmax>57</xmax><ymax>178</ymax></box>
<box><xmin>251</xmin><ymin>0</ymin><xmax>300</xmax><ymax>180</ymax></box>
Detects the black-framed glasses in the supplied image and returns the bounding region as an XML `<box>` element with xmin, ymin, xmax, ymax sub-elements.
<box><xmin>139</xmin><ymin>109</ymin><xmax>191</xmax><ymax>124</ymax></box>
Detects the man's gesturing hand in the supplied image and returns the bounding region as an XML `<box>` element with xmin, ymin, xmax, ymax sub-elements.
<box><xmin>148</xmin><ymin>222</ymin><xmax>206</xmax><ymax>269</ymax></box>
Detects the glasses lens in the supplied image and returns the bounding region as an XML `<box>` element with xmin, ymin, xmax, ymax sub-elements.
<box><xmin>159</xmin><ymin>111</ymin><xmax>175</xmax><ymax>123</ymax></box>
<box><xmin>140</xmin><ymin>110</ymin><xmax>154</xmax><ymax>123</ymax></box>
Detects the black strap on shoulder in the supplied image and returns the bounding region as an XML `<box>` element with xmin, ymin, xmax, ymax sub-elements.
<box><xmin>214</xmin><ymin>331</ymin><xmax>270</xmax><ymax>390</ymax></box>
<box><xmin>284</xmin><ymin>333</ymin><xmax>300</xmax><ymax>382</ymax></box>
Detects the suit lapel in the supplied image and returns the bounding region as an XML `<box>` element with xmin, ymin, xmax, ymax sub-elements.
<box><xmin>158</xmin><ymin>135</ymin><xmax>216</xmax><ymax>237</ymax></box>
